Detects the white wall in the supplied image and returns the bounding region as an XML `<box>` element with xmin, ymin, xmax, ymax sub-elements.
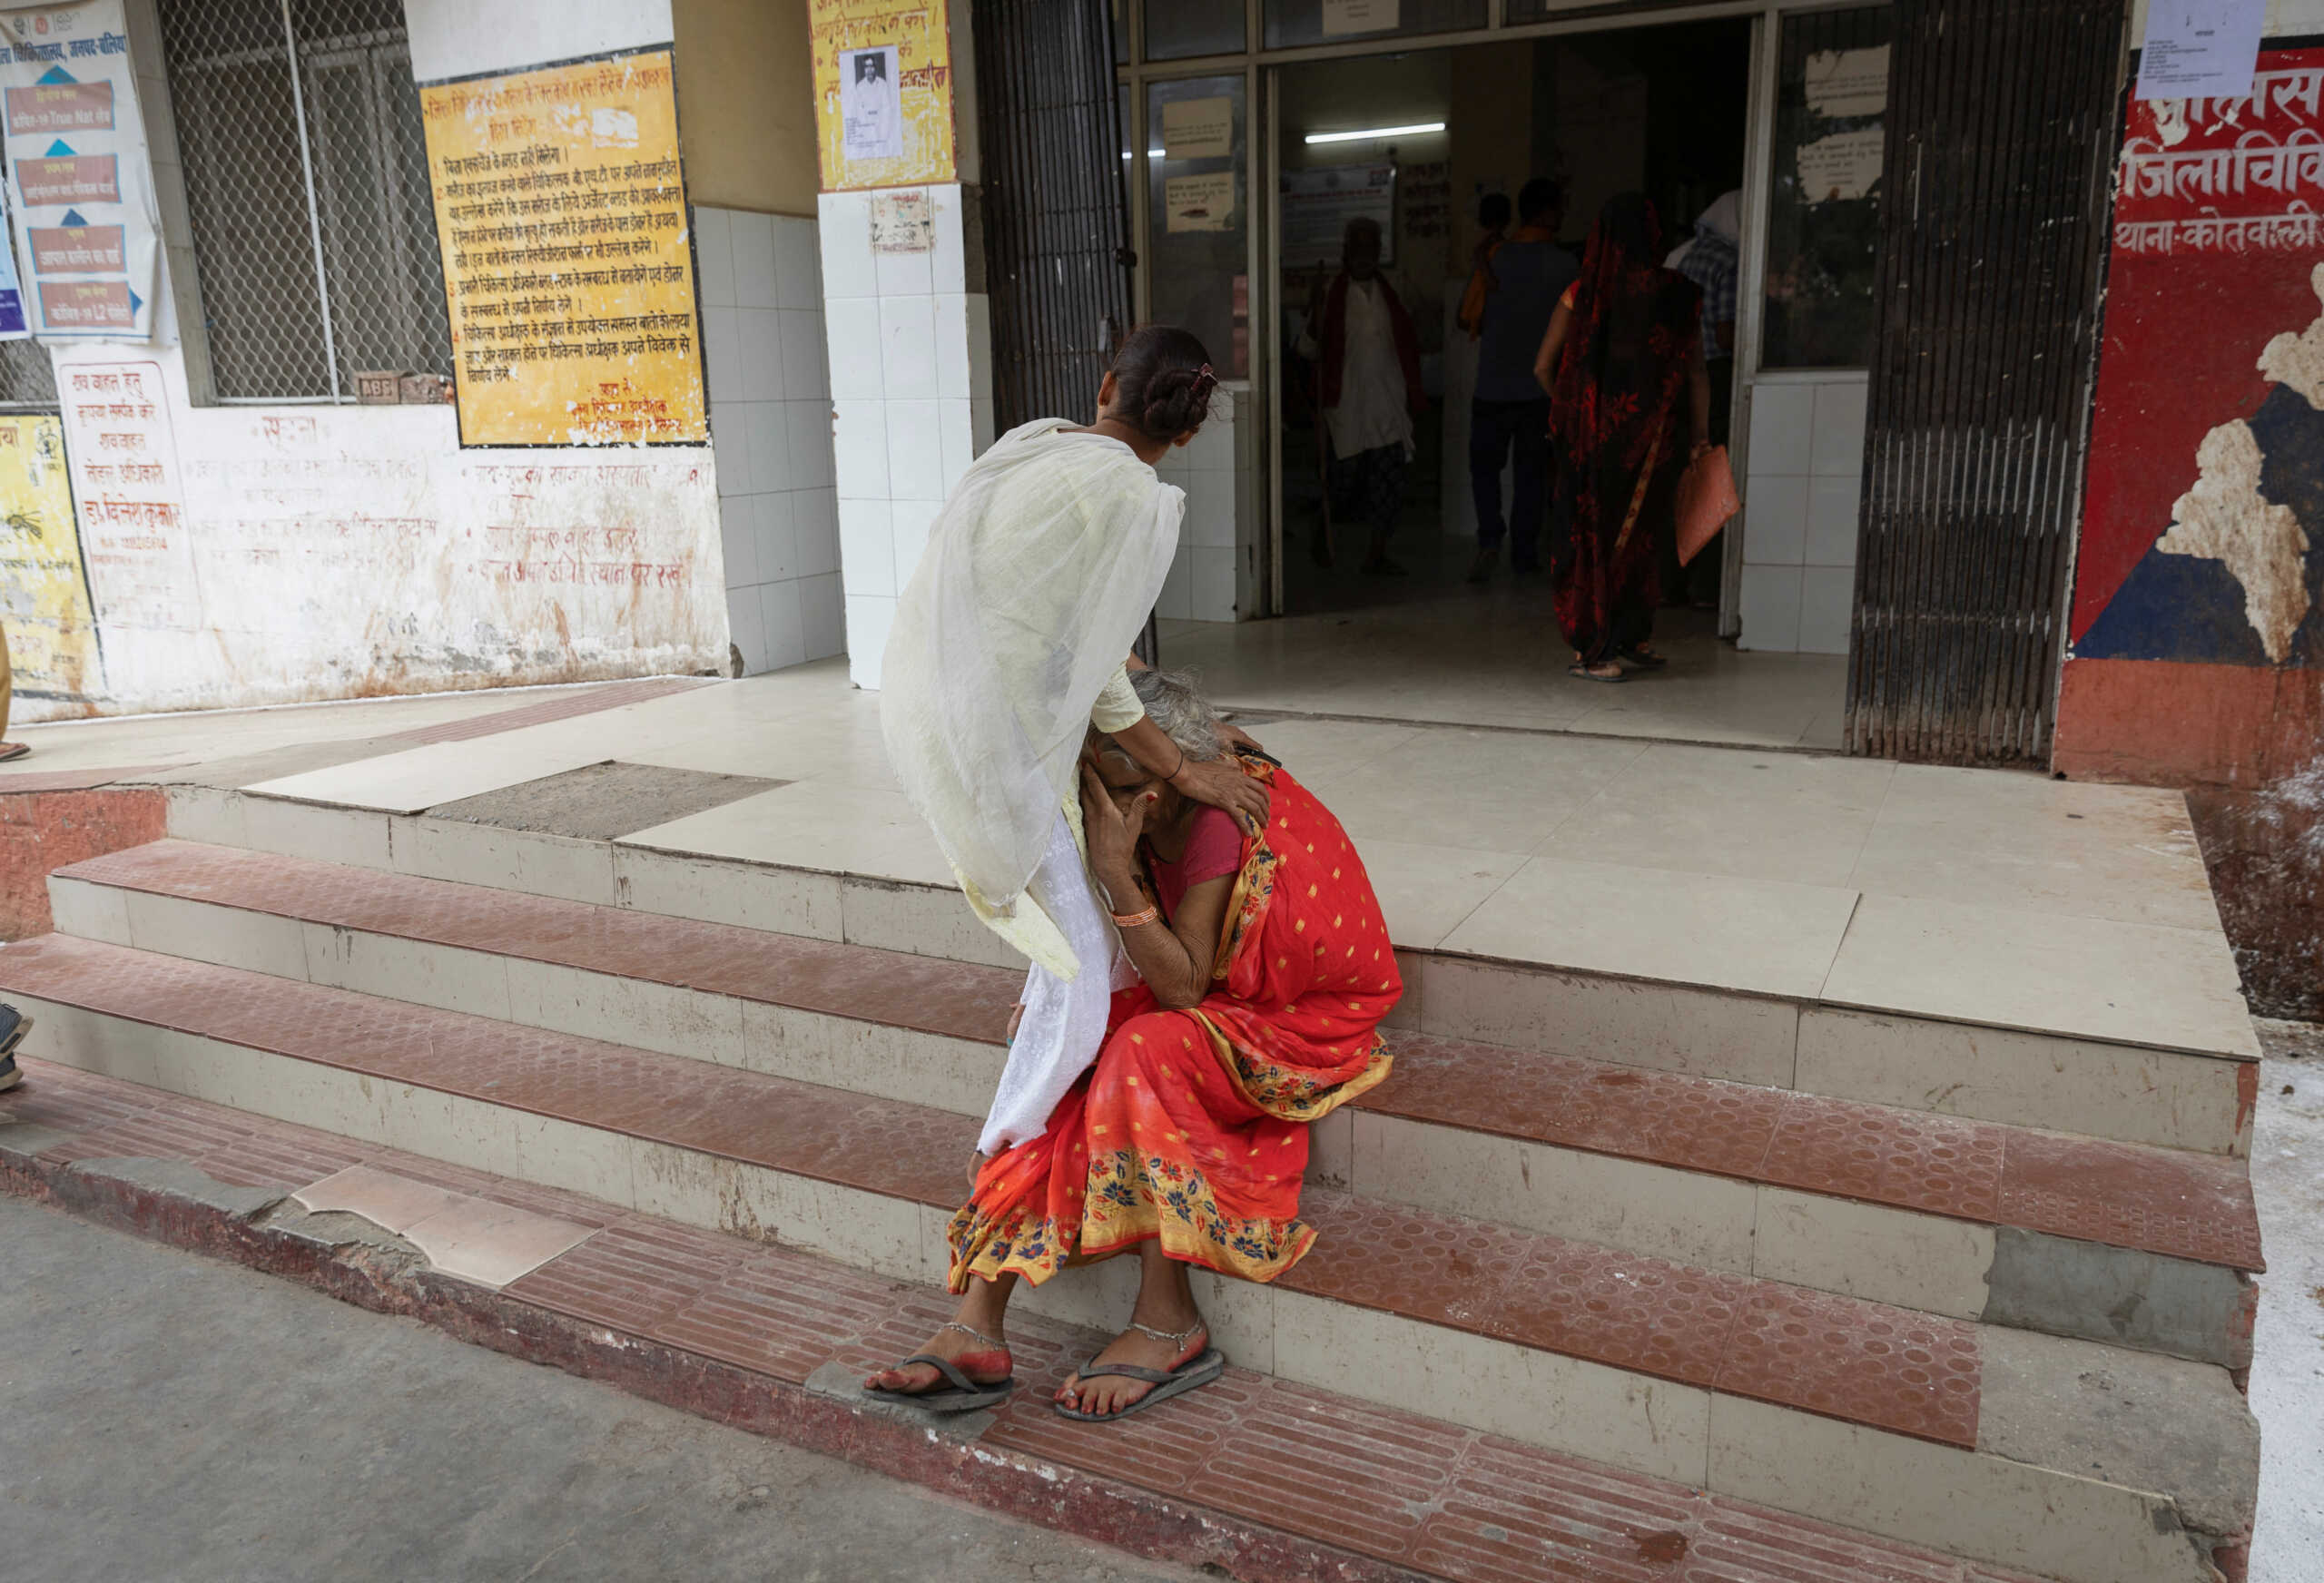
<box><xmin>13</xmin><ymin>0</ymin><xmax>732</xmax><ymax>723</ymax></box>
<box><xmin>818</xmin><ymin>182</ymin><xmax>993</xmax><ymax>691</ymax></box>
<box><xmin>1152</xmin><ymin>388</ymin><xmax>1256</xmax><ymax>623</ymax></box>
<box><xmin>403</xmin><ymin>0</ymin><xmax>673</xmax><ymax>82</ymax></box>
<box><xmin>1736</xmin><ymin>374</ymin><xmax>1865</xmax><ymax>655</ymax></box>
<box><xmin>696</xmin><ymin>205</ymin><xmax>843</xmax><ymax>674</ymax></box>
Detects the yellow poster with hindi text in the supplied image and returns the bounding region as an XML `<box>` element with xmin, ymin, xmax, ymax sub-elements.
<box><xmin>810</xmin><ymin>0</ymin><xmax>956</xmax><ymax>191</ymax></box>
<box><xmin>0</xmin><ymin>415</ymin><xmax>101</xmax><ymax>704</ymax></box>
<box><xmin>419</xmin><ymin>49</ymin><xmax>705</xmax><ymax>447</ymax></box>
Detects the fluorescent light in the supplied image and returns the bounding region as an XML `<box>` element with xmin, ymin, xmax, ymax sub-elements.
<box><xmin>1304</xmin><ymin>121</ymin><xmax>1444</xmax><ymax>145</ymax></box>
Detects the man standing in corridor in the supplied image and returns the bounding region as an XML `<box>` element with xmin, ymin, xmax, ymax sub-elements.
<box><xmin>1464</xmin><ymin>177</ymin><xmax>1575</xmax><ymax>584</ymax></box>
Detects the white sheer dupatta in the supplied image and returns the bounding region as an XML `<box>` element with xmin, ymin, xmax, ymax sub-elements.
<box><xmin>880</xmin><ymin>418</ymin><xmax>1183</xmax><ymax>979</ymax></box>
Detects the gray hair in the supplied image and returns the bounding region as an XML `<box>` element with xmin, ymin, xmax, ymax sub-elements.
<box><xmin>1097</xmin><ymin>667</ymin><xmax>1224</xmax><ymax>772</ymax></box>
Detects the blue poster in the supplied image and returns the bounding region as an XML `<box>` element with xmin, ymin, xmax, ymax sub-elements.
<box><xmin>0</xmin><ymin>180</ymin><xmax>25</xmax><ymax>338</ymax></box>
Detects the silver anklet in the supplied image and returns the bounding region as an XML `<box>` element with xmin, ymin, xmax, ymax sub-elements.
<box><xmin>939</xmin><ymin>1321</ymin><xmax>1007</xmax><ymax>1351</ymax></box>
<box><xmin>1127</xmin><ymin>1317</ymin><xmax>1206</xmax><ymax>1347</ymax></box>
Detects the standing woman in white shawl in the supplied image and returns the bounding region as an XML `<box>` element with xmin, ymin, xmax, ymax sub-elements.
<box><xmin>870</xmin><ymin>329</ymin><xmax>1269</xmax><ymax>1408</ymax></box>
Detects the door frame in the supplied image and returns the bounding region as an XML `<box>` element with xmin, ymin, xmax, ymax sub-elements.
<box><xmin>1117</xmin><ymin>0</ymin><xmax>1882</xmax><ymax>624</ymax></box>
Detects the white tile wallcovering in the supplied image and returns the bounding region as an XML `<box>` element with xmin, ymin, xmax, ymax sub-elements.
<box><xmin>1739</xmin><ymin>374</ymin><xmax>1866</xmax><ymax>656</ymax></box>
<box><xmin>1153</xmin><ymin>388</ymin><xmax>1254</xmax><ymax>624</ymax></box>
<box><xmin>699</xmin><ymin>205</ymin><xmax>843</xmax><ymax>676</ymax></box>
<box><xmin>820</xmin><ymin>183</ymin><xmax>995</xmax><ymax>689</ymax></box>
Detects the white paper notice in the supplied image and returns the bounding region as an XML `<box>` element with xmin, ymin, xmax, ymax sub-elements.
<box><xmin>1161</xmin><ymin>96</ymin><xmax>1233</xmax><ymax>161</ymax></box>
<box><xmin>2136</xmin><ymin>0</ymin><xmax>2264</xmax><ymax>101</ymax></box>
<box><xmin>1805</xmin><ymin>45</ymin><xmax>1889</xmax><ymax>119</ymax></box>
<box><xmin>1797</xmin><ymin>129</ymin><xmax>1885</xmax><ymax>203</ymax></box>
<box><xmin>840</xmin><ymin>45</ymin><xmax>903</xmax><ymax>161</ymax></box>
<box><xmin>1321</xmin><ymin>0</ymin><xmax>1398</xmax><ymax>38</ymax></box>
<box><xmin>1165</xmin><ymin>172</ymin><xmax>1235</xmax><ymax>233</ymax></box>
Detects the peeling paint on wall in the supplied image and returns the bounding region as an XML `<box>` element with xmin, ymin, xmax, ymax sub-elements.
<box><xmin>11</xmin><ymin>349</ymin><xmax>727</xmax><ymax>723</ymax></box>
<box><xmin>2157</xmin><ymin>419</ymin><xmax>2311</xmax><ymax>662</ymax></box>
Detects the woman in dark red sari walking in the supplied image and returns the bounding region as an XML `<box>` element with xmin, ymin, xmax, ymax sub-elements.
<box><xmin>1532</xmin><ymin>192</ymin><xmax>1711</xmax><ymax>683</ymax></box>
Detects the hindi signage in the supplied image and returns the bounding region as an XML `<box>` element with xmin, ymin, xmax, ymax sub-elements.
<box><xmin>418</xmin><ymin>48</ymin><xmax>705</xmax><ymax>447</ymax></box>
<box><xmin>0</xmin><ymin>413</ymin><xmax>99</xmax><ymax>702</ymax></box>
<box><xmin>810</xmin><ymin>1</ymin><xmax>955</xmax><ymax>191</ymax></box>
<box><xmin>0</xmin><ymin>1</ymin><xmax>157</xmax><ymax>340</ymax></box>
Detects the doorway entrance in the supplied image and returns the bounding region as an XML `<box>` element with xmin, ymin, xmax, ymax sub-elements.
<box><xmin>1119</xmin><ymin>2</ymin><xmax>1889</xmax><ymax>748</ymax></box>
<box><xmin>1272</xmin><ymin>20</ymin><xmax>1750</xmax><ymax>621</ymax></box>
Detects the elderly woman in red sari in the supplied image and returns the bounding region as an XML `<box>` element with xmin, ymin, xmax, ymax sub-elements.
<box><xmin>865</xmin><ymin>670</ymin><xmax>1400</xmax><ymax>1421</ymax></box>
<box><xmin>1533</xmin><ymin>191</ymin><xmax>1711</xmax><ymax>683</ymax></box>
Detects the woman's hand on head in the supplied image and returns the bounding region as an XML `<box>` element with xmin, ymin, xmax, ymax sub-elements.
<box><xmin>1169</xmin><ymin>754</ymin><xmax>1270</xmax><ymax>834</ymax></box>
<box><xmin>1217</xmin><ymin>722</ymin><xmax>1265</xmax><ymax>757</ymax></box>
<box><xmin>1078</xmin><ymin>762</ymin><xmax>1155</xmax><ymax>882</ymax></box>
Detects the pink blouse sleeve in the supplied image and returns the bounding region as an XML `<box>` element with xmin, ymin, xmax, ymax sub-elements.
<box><xmin>1176</xmin><ymin>807</ymin><xmax>1246</xmax><ymax>889</ymax></box>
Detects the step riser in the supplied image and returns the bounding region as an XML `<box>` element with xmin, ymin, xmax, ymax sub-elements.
<box><xmin>172</xmin><ymin>787</ymin><xmax>2252</xmax><ymax>1156</ymax></box>
<box><xmin>10</xmin><ymin>1001</ymin><xmax>2223</xmax><ymax>1583</ymax></box>
<box><xmin>51</xmin><ymin>871</ymin><xmax>2256</xmax><ymax>1370</ymax></box>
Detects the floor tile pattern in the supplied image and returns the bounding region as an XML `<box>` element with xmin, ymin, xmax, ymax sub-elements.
<box><xmin>1</xmin><ymin>1057</ymin><xmax>2048</xmax><ymax>1583</ymax></box>
<box><xmin>0</xmin><ymin>764</ymin><xmax>185</xmax><ymax>794</ymax></box>
<box><xmin>50</xmin><ymin>844</ymin><xmax>2268</xmax><ymax>1273</ymax></box>
<box><xmin>386</xmin><ymin>677</ymin><xmax>706</xmax><ymax>745</ymax></box>
<box><xmin>64</xmin><ymin>839</ymin><xmax>1020</xmax><ymax>1043</ymax></box>
<box><xmin>0</xmin><ymin>938</ymin><xmax>1991</xmax><ymax>1446</ymax></box>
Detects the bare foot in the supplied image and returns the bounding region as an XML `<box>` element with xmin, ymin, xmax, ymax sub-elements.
<box><xmin>862</xmin><ymin>1317</ymin><xmax>1011</xmax><ymax>1396</ymax></box>
<box><xmin>1056</xmin><ymin>1313</ymin><xmax>1207</xmax><ymax>1418</ymax></box>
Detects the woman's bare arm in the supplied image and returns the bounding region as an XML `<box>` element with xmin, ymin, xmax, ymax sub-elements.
<box><xmin>1080</xmin><ymin>765</ymin><xmax>1235</xmax><ymax>1011</ymax></box>
<box><xmin>1533</xmin><ymin>299</ymin><xmax>1572</xmax><ymax>393</ymax></box>
<box><xmin>1111</xmin><ymin>713</ymin><xmax>1270</xmax><ymax>832</ymax></box>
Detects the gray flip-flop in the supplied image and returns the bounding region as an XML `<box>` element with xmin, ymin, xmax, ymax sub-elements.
<box><xmin>862</xmin><ymin>1353</ymin><xmax>1014</xmax><ymax>1413</ymax></box>
<box><xmin>1052</xmin><ymin>1347</ymin><xmax>1226</xmax><ymax>1423</ymax></box>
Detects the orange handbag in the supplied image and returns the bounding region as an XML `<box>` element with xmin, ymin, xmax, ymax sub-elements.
<box><xmin>1674</xmin><ymin>445</ymin><xmax>1741</xmax><ymax>566</ymax></box>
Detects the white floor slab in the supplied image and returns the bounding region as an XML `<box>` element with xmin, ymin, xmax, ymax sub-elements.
<box><xmin>1820</xmin><ymin>892</ymin><xmax>2260</xmax><ymax>1057</ymax></box>
<box><xmin>1441</xmin><ymin>854</ymin><xmax>1863</xmax><ymax>998</ymax></box>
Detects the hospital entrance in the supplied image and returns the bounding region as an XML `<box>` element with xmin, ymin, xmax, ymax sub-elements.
<box><xmin>1122</xmin><ymin>5</ymin><xmax>1894</xmax><ymax>751</ymax></box>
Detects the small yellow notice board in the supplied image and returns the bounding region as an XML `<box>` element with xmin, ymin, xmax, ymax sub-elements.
<box><xmin>0</xmin><ymin>415</ymin><xmax>101</xmax><ymax>703</ymax></box>
<box><xmin>810</xmin><ymin>0</ymin><xmax>957</xmax><ymax>191</ymax></box>
<box><xmin>419</xmin><ymin>49</ymin><xmax>705</xmax><ymax>447</ymax></box>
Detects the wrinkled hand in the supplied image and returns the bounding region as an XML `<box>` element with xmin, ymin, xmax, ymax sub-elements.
<box><xmin>1217</xmin><ymin>722</ymin><xmax>1265</xmax><ymax>757</ymax></box>
<box><xmin>1079</xmin><ymin>762</ymin><xmax>1156</xmax><ymax>885</ymax></box>
<box><xmin>1170</xmin><ymin>753</ymin><xmax>1271</xmax><ymax>834</ymax></box>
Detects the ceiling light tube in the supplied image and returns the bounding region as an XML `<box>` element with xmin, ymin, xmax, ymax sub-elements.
<box><xmin>1303</xmin><ymin>122</ymin><xmax>1445</xmax><ymax>145</ymax></box>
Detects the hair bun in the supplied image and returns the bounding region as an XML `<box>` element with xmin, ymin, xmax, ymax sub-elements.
<box><xmin>1107</xmin><ymin>324</ymin><xmax>1216</xmax><ymax>443</ymax></box>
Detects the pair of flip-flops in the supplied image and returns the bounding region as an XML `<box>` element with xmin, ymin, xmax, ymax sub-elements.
<box><xmin>865</xmin><ymin>1345</ymin><xmax>1226</xmax><ymax>1424</ymax></box>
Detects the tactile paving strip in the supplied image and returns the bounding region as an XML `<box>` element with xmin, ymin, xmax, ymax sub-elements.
<box><xmin>55</xmin><ymin>841</ymin><xmax>2266</xmax><ymax>1273</ymax></box>
<box><xmin>1</xmin><ymin>1057</ymin><xmax>2052</xmax><ymax>1583</ymax></box>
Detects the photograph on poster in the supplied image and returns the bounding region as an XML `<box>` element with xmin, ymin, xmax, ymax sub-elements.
<box><xmin>842</xmin><ymin>45</ymin><xmax>903</xmax><ymax>161</ymax></box>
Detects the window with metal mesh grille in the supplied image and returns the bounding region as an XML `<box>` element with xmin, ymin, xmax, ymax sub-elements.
<box><xmin>156</xmin><ymin>0</ymin><xmax>450</xmax><ymax>402</ymax></box>
<box><xmin>0</xmin><ymin>339</ymin><xmax>58</xmax><ymax>410</ymax></box>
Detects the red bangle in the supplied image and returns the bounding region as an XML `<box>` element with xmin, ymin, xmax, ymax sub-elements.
<box><xmin>1111</xmin><ymin>906</ymin><xmax>1159</xmax><ymax>929</ymax></box>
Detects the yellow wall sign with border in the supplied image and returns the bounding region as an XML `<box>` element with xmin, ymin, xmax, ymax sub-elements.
<box><xmin>0</xmin><ymin>415</ymin><xmax>101</xmax><ymax>703</ymax></box>
<box><xmin>419</xmin><ymin>49</ymin><xmax>705</xmax><ymax>447</ymax></box>
<box><xmin>810</xmin><ymin>0</ymin><xmax>956</xmax><ymax>191</ymax></box>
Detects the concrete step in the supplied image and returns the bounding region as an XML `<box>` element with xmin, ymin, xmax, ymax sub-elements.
<box><xmin>163</xmin><ymin>784</ymin><xmax>2260</xmax><ymax>1157</ymax></box>
<box><xmin>49</xmin><ymin>839</ymin><xmax>2264</xmax><ymax>1369</ymax></box>
<box><xmin>0</xmin><ymin>936</ymin><xmax>2258</xmax><ymax>1583</ymax></box>
<box><xmin>5</xmin><ymin>1057</ymin><xmax>2083</xmax><ymax>1583</ymax></box>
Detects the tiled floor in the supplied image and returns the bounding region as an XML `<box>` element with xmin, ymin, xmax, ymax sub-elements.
<box><xmin>191</xmin><ymin>664</ymin><xmax>2250</xmax><ymax>1058</ymax></box>
<box><xmin>2</xmin><ymin>1059</ymin><xmax>2048</xmax><ymax>1583</ymax></box>
<box><xmin>1160</xmin><ymin>602</ymin><xmax>1848</xmax><ymax>749</ymax></box>
<box><xmin>54</xmin><ymin>841</ymin><xmax>2264</xmax><ymax>1271</ymax></box>
<box><xmin>1</xmin><ymin>677</ymin><xmax>704</xmax><ymax>782</ymax></box>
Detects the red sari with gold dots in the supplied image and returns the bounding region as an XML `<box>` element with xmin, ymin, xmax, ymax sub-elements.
<box><xmin>947</xmin><ymin>762</ymin><xmax>1399</xmax><ymax>1290</ymax></box>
